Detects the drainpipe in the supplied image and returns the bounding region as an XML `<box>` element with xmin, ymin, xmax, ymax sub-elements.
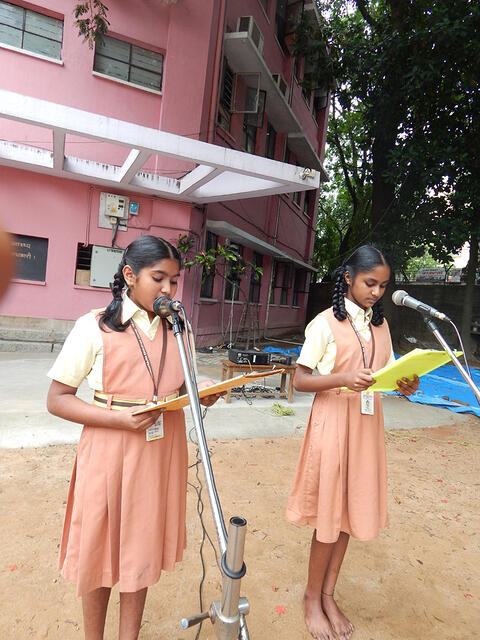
<box><xmin>263</xmin><ymin>195</ymin><xmax>281</xmax><ymax>336</ymax></box>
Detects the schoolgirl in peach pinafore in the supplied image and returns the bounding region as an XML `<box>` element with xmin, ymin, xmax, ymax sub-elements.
<box><xmin>59</xmin><ymin>314</ymin><xmax>188</xmax><ymax>596</ymax></box>
<box><xmin>286</xmin><ymin>306</ymin><xmax>392</xmax><ymax>543</ymax></box>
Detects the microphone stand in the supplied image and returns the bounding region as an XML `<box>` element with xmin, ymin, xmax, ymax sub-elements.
<box><xmin>169</xmin><ymin>306</ymin><xmax>250</xmax><ymax>640</ymax></box>
<box><xmin>423</xmin><ymin>317</ymin><xmax>480</xmax><ymax>404</ymax></box>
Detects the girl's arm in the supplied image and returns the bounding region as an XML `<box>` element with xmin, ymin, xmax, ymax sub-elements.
<box><xmin>294</xmin><ymin>364</ymin><xmax>374</xmax><ymax>393</ymax></box>
<box><xmin>47</xmin><ymin>380</ymin><xmax>163</xmax><ymax>432</ymax></box>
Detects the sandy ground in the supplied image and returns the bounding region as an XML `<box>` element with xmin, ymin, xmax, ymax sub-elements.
<box><xmin>1</xmin><ymin>419</ymin><xmax>479</xmax><ymax>640</ymax></box>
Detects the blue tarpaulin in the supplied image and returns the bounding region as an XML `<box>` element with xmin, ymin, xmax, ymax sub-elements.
<box><xmin>264</xmin><ymin>345</ymin><xmax>480</xmax><ymax>418</ymax></box>
<box><xmin>386</xmin><ymin>358</ymin><xmax>480</xmax><ymax>418</ymax></box>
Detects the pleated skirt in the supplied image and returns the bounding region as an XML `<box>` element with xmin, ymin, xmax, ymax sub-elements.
<box><xmin>286</xmin><ymin>389</ymin><xmax>388</xmax><ymax>543</ymax></box>
<box><xmin>59</xmin><ymin>409</ymin><xmax>188</xmax><ymax>596</ymax></box>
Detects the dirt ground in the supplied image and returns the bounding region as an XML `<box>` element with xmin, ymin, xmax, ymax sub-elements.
<box><xmin>1</xmin><ymin>419</ymin><xmax>479</xmax><ymax>640</ymax></box>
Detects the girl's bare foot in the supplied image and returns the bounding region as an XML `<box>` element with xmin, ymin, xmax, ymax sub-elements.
<box><xmin>321</xmin><ymin>591</ymin><xmax>354</xmax><ymax>640</ymax></box>
<box><xmin>303</xmin><ymin>593</ymin><xmax>336</xmax><ymax>640</ymax></box>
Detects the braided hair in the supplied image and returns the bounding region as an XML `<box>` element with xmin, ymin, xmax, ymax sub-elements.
<box><xmin>99</xmin><ymin>235</ymin><xmax>182</xmax><ymax>332</ymax></box>
<box><xmin>332</xmin><ymin>245</ymin><xmax>392</xmax><ymax>326</ymax></box>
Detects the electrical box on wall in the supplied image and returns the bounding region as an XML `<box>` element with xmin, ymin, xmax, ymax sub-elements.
<box><xmin>90</xmin><ymin>245</ymin><xmax>125</xmax><ymax>288</ymax></box>
<box><xmin>98</xmin><ymin>192</ymin><xmax>130</xmax><ymax>230</ymax></box>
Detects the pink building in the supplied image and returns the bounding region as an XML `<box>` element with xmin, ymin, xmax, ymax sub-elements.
<box><xmin>0</xmin><ymin>0</ymin><xmax>328</xmax><ymax>347</ymax></box>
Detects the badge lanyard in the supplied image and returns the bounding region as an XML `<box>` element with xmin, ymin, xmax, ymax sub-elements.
<box><xmin>347</xmin><ymin>314</ymin><xmax>376</xmax><ymax>414</ymax></box>
<box><xmin>130</xmin><ymin>318</ymin><xmax>167</xmax><ymax>403</ymax></box>
<box><xmin>347</xmin><ymin>314</ymin><xmax>376</xmax><ymax>369</ymax></box>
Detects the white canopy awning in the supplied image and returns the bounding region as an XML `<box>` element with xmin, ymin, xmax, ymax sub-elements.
<box><xmin>0</xmin><ymin>89</ymin><xmax>320</xmax><ymax>203</ymax></box>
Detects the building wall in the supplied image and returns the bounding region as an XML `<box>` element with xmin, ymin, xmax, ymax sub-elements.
<box><xmin>0</xmin><ymin>165</ymin><xmax>198</xmax><ymax>320</ymax></box>
<box><xmin>0</xmin><ymin>0</ymin><xmax>328</xmax><ymax>345</ymax></box>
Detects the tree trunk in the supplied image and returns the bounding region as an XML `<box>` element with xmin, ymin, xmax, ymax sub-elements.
<box><xmin>461</xmin><ymin>234</ymin><xmax>479</xmax><ymax>358</ymax></box>
<box><xmin>371</xmin><ymin>110</ymin><xmax>399</xmax><ymax>239</ymax></box>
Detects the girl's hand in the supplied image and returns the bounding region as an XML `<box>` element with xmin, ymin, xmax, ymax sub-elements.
<box><xmin>344</xmin><ymin>368</ymin><xmax>374</xmax><ymax>392</ymax></box>
<box><xmin>396</xmin><ymin>374</ymin><xmax>420</xmax><ymax>396</ymax></box>
<box><xmin>116</xmin><ymin>406</ymin><xmax>164</xmax><ymax>432</ymax></box>
<box><xmin>200</xmin><ymin>392</ymin><xmax>226</xmax><ymax>407</ymax></box>
<box><xmin>198</xmin><ymin>379</ymin><xmax>226</xmax><ymax>407</ymax></box>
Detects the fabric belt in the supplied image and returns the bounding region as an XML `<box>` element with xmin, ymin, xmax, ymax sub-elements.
<box><xmin>93</xmin><ymin>391</ymin><xmax>179</xmax><ymax>411</ymax></box>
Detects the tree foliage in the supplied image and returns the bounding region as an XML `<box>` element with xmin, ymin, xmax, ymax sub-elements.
<box><xmin>74</xmin><ymin>1</ymin><xmax>110</xmax><ymax>48</ymax></box>
<box><xmin>295</xmin><ymin>0</ymin><xmax>480</xmax><ymax>275</ymax></box>
<box><xmin>73</xmin><ymin>0</ymin><xmax>179</xmax><ymax>48</ymax></box>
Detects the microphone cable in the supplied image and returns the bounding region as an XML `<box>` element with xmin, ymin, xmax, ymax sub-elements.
<box><xmin>187</xmin><ymin>425</ymin><xmax>221</xmax><ymax>639</ymax></box>
<box><xmin>445</xmin><ymin>319</ymin><xmax>480</xmax><ymax>407</ymax></box>
<box><xmin>178</xmin><ymin>303</ymin><xmax>224</xmax><ymax>636</ymax></box>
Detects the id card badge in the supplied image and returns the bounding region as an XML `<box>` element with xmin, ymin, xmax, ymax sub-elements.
<box><xmin>361</xmin><ymin>390</ymin><xmax>375</xmax><ymax>415</ymax></box>
<box><xmin>146</xmin><ymin>413</ymin><xmax>164</xmax><ymax>442</ymax></box>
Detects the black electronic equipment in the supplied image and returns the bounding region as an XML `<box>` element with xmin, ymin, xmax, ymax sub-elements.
<box><xmin>268</xmin><ymin>352</ymin><xmax>293</xmax><ymax>366</ymax></box>
<box><xmin>228</xmin><ymin>349</ymin><xmax>293</xmax><ymax>366</ymax></box>
<box><xmin>228</xmin><ymin>349</ymin><xmax>270</xmax><ymax>365</ymax></box>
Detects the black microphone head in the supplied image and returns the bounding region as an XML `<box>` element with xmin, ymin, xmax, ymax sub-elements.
<box><xmin>392</xmin><ymin>290</ymin><xmax>408</xmax><ymax>306</ymax></box>
<box><xmin>153</xmin><ymin>296</ymin><xmax>172</xmax><ymax>317</ymax></box>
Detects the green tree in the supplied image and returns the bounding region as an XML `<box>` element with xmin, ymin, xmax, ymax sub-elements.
<box><xmin>294</xmin><ymin>1</ymin><xmax>479</xmax><ymax>350</ymax></box>
<box><xmin>294</xmin><ymin>1</ymin><xmax>479</xmax><ymax>264</ymax></box>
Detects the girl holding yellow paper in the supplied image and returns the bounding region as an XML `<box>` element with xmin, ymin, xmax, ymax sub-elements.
<box><xmin>286</xmin><ymin>245</ymin><xmax>419</xmax><ymax>640</ymax></box>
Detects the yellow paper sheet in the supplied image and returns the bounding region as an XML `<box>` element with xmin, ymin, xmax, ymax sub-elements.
<box><xmin>369</xmin><ymin>348</ymin><xmax>462</xmax><ymax>392</ymax></box>
<box><xmin>132</xmin><ymin>368</ymin><xmax>286</xmax><ymax>414</ymax></box>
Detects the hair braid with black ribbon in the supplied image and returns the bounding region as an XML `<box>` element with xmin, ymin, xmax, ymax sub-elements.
<box><xmin>99</xmin><ymin>255</ymin><xmax>129</xmax><ymax>332</ymax></box>
<box><xmin>332</xmin><ymin>265</ymin><xmax>348</xmax><ymax>321</ymax></box>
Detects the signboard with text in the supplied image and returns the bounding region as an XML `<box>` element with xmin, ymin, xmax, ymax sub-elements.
<box><xmin>13</xmin><ymin>234</ymin><xmax>48</xmax><ymax>282</ymax></box>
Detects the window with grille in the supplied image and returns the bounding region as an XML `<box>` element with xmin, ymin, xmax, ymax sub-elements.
<box><xmin>224</xmin><ymin>244</ymin><xmax>244</xmax><ymax>301</ymax></box>
<box><xmin>293</xmin><ymin>269</ymin><xmax>308</xmax><ymax>306</ymax></box>
<box><xmin>74</xmin><ymin>243</ymin><xmax>93</xmax><ymax>286</ymax></box>
<box><xmin>249</xmin><ymin>252</ymin><xmax>263</xmax><ymax>303</ymax></box>
<box><xmin>265</xmin><ymin>122</ymin><xmax>277</xmax><ymax>159</ymax></box>
<box><xmin>270</xmin><ymin>261</ymin><xmax>291</xmax><ymax>305</ymax></box>
<box><xmin>303</xmin><ymin>189</ymin><xmax>313</xmax><ymax>216</ymax></box>
<box><xmin>274</xmin><ymin>0</ymin><xmax>288</xmax><ymax>49</ymax></box>
<box><xmin>242</xmin><ymin>115</ymin><xmax>257</xmax><ymax>154</ymax></box>
<box><xmin>280</xmin><ymin>262</ymin><xmax>291</xmax><ymax>305</ymax></box>
<box><xmin>0</xmin><ymin>1</ymin><xmax>63</xmax><ymax>59</ymax></box>
<box><xmin>200</xmin><ymin>232</ymin><xmax>217</xmax><ymax>299</ymax></box>
<box><xmin>270</xmin><ymin>260</ymin><xmax>278</xmax><ymax>304</ymax></box>
<box><xmin>218</xmin><ymin>60</ymin><xmax>233</xmax><ymax>131</ymax></box>
<box><xmin>94</xmin><ymin>35</ymin><xmax>163</xmax><ymax>92</ymax></box>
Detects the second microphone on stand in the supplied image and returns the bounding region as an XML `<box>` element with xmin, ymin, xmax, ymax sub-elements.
<box><xmin>391</xmin><ymin>290</ymin><xmax>450</xmax><ymax>322</ymax></box>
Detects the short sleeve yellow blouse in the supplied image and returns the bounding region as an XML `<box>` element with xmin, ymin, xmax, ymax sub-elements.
<box><xmin>296</xmin><ymin>298</ymin><xmax>395</xmax><ymax>375</ymax></box>
<box><xmin>47</xmin><ymin>295</ymin><xmax>196</xmax><ymax>391</ymax></box>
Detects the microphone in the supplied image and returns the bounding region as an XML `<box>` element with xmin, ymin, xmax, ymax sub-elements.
<box><xmin>392</xmin><ymin>290</ymin><xmax>450</xmax><ymax>321</ymax></box>
<box><xmin>153</xmin><ymin>296</ymin><xmax>182</xmax><ymax>317</ymax></box>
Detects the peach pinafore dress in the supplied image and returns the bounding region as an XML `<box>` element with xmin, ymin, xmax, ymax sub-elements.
<box><xmin>59</xmin><ymin>315</ymin><xmax>188</xmax><ymax>596</ymax></box>
<box><xmin>286</xmin><ymin>308</ymin><xmax>392</xmax><ymax>543</ymax></box>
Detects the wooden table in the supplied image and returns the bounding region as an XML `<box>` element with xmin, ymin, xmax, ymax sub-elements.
<box><xmin>220</xmin><ymin>359</ymin><xmax>296</xmax><ymax>403</ymax></box>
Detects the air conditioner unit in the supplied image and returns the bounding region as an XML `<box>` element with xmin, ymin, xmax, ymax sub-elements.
<box><xmin>272</xmin><ymin>73</ymin><xmax>289</xmax><ymax>100</ymax></box>
<box><xmin>237</xmin><ymin>16</ymin><xmax>264</xmax><ymax>54</ymax></box>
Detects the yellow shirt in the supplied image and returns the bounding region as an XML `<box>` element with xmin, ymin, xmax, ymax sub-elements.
<box><xmin>296</xmin><ymin>298</ymin><xmax>395</xmax><ymax>375</ymax></box>
<box><xmin>47</xmin><ymin>295</ymin><xmax>195</xmax><ymax>390</ymax></box>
